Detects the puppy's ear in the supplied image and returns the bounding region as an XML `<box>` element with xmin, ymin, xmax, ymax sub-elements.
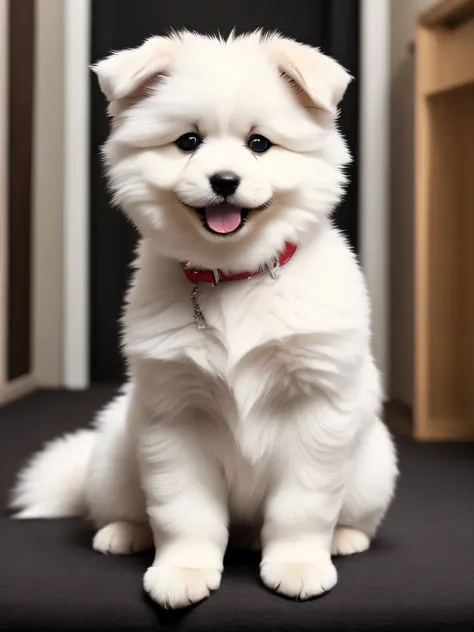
<box><xmin>91</xmin><ymin>36</ymin><xmax>176</xmax><ymax>103</ymax></box>
<box><xmin>267</xmin><ymin>37</ymin><xmax>351</xmax><ymax>113</ymax></box>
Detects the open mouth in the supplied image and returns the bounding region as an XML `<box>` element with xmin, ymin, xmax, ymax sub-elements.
<box><xmin>185</xmin><ymin>202</ymin><xmax>270</xmax><ymax>236</ymax></box>
<box><xmin>196</xmin><ymin>204</ymin><xmax>247</xmax><ymax>235</ymax></box>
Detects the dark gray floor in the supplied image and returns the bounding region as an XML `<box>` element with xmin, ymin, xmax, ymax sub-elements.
<box><xmin>1</xmin><ymin>388</ymin><xmax>473</xmax><ymax>631</ymax></box>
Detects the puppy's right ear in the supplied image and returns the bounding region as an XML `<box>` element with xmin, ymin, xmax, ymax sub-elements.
<box><xmin>91</xmin><ymin>36</ymin><xmax>176</xmax><ymax>103</ymax></box>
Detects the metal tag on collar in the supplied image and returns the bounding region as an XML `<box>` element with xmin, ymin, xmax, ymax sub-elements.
<box><xmin>212</xmin><ymin>270</ymin><xmax>221</xmax><ymax>286</ymax></box>
<box><xmin>267</xmin><ymin>256</ymin><xmax>280</xmax><ymax>279</ymax></box>
<box><xmin>190</xmin><ymin>285</ymin><xmax>208</xmax><ymax>330</ymax></box>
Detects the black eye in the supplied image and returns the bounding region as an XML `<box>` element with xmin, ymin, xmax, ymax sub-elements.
<box><xmin>176</xmin><ymin>132</ymin><xmax>202</xmax><ymax>152</ymax></box>
<box><xmin>248</xmin><ymin>134</ymin><xmax>272</xmax><ymax>153</ymax></box>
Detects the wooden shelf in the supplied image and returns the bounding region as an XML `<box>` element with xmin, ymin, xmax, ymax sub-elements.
<box><xmin>414</xmin><ymin>0</ymin><xmax>474</xmax><ymax>440</ymax></box>
<box><xmin>420</xmin><ymin>0</ymin><xmax>474</xmax><ymax>27</ymax></box>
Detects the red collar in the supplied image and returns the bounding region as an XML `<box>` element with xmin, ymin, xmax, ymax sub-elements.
<box><xmin>181</xmin><ymin>242</ymin><xmax>297</xmax><ymax>285</ymax></box>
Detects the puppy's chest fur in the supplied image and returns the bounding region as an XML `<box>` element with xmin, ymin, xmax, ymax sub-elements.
<box><xmin>126</xmin><ymin>238</ymin><xmax>364</xmax><ymax>422</ymax></box>
<box><xmin>126</xmin><ymin>274</ymin><xmax>319</xmax><ymax>407</ymax></box>
<box><xmin>122</xmin><ymin>236</ymin><xmax>369</xmax><ymax>476</ymax></box>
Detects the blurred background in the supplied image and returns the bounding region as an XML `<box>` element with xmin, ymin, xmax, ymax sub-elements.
<box><xmin>1</xmin><ymin>0</ymin><xmax>473</xmax><ymax>442</ymax></box>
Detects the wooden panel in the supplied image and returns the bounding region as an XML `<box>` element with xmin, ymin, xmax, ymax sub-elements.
<box><xmin>415</xmin><ymin>0</ymin><xmax>474</xmax><ymax>441</ymax></box>
<box><xmin>415</xmin><ymin>83</ymin><xmax>474</xmax><ymax>440</ymax></box>
<box><xmin>7</xmin><ymin>0</ymin><xmax>35</xmax><ymax>380</ymax></box>
<box><xmin>420</xmin><ymin>16</ymin><xmax>474</xmax><ymax>96</ymax></box>
<box><xmin>414</xmin><ymin>28</ymin><xmax>432</xmax><ymax>439</ymax></box>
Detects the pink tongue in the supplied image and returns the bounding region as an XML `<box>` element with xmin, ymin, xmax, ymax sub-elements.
<box><xmin>205</xmin><ymin>205</ymin><xmax>242</xmax><ymax>234</ymax></box>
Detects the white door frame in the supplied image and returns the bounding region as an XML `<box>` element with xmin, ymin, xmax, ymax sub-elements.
<box><xmin>63</xmin><ymin>0</ymin><xmax>390</xmax><ymax>388</ymax></box>
<box><xmin>360</xmin><ymin>0</ymin><xmax>390</xmax><ymax>384</ymax></box>
<box><xmin>63</xmin><ymin>0</ymin><xmax>91</xmax><ymax>388</ymax></box>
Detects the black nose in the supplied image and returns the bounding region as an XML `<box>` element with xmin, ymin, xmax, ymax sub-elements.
<box><xmin>209</xmin><ymin>171</ymin><xmax>240</xmax><ymax>197</ymax></box>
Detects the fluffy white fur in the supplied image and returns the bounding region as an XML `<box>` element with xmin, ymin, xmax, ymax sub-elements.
<box><xmin>11</xmin><ymin>31</ymin><xmax>398</xmax><ymax>609</ymax></box>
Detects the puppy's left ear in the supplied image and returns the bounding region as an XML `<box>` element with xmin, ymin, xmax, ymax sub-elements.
<box><xmin>268</xmin><ymin>37</ymin><xmax>352</xmax><ymax>114</ymax></box>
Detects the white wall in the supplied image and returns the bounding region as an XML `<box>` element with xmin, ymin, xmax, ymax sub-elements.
<box><xmin>33</xmin><ymin>0</ymin><xmax>65</xmax><ymax>386</ymax></box>
<box><xmin>389</xmin><ymin>0</ymin><xmax>437</xmax><ymax>406</ymax></box>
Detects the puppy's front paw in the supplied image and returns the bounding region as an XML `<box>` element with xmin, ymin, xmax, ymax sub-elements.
<box><xmin>261</xmin><ymin>555</ymin><xmax>337</xmax><ymax>600</ymax></box>
<box><xmin>143</xmin><ymin>565</ymin><xmax>222</xmax><ymax>609</ymax></box>
<box><xmin>93</xmin><ymin>520</ymin><xmax>153</xmax><ymax>555</ymax></box>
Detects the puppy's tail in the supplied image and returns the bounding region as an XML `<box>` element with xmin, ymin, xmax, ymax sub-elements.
<box><xmin>10</xmin><ymin>428</ymin><xmax>96</xmax><ymax>518</ymax></box>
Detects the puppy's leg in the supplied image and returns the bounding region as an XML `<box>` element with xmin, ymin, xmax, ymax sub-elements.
<box><xmin>260</xmin><ymin>401</ymin><xmax>351</xmax><ymax>600</ymax></box>
<box><xmin>86</xmin><ymin>388</ymin><xmax>150</xmax><ymax>555</ymax></box>
<box><xmin>139</xmin><ymin>414</ymin><xmax>228</xmax><ymax>610</ymax></box>
<box><xmin>332</xmin><ymin>418</ymin><xmax>398</xmax><ymax>556</ymax></box>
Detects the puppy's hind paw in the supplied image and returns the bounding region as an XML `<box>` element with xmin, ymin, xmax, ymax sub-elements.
<box><xmin>93</xmin><ymin>520</ymin><xmax>153</xmax><ymax>555</ymax></box>
<box><xmin>331</xmin><ymin>526</ymin><xmax>370</xmax><ymax>556</ymax></box>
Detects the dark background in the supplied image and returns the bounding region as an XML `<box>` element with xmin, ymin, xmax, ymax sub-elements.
<box><xmin>7</xmin><ymin>0</ymin><xmax>35</xmax><ymax>380</ymax></box>
<box><xmin>89</xmin><ymin>0</ymin><xmax>360</xmax><ymax>383</ymax></box>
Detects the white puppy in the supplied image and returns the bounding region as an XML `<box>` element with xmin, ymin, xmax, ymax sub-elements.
<box><xmin>11</xmin><ymin>31</ymin><xmax>398</xmax><ymax>609</ymax></box>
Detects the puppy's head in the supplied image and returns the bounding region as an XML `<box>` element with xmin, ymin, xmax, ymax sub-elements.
<box><xmin>93</xmin><ymin>31</ymin><xmax>351</xmax><ymax>270</ymax></box>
